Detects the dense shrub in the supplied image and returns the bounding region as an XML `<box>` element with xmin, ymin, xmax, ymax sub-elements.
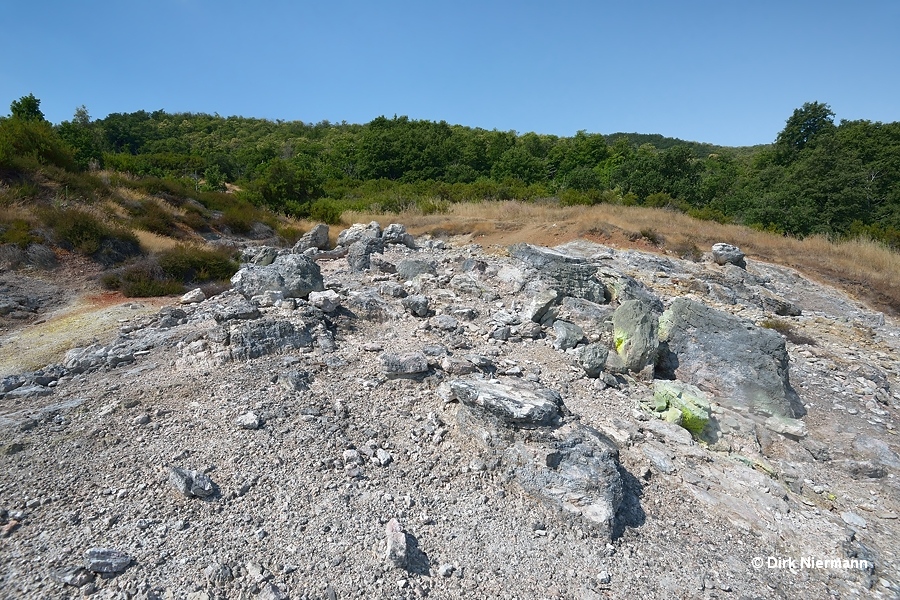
<box><xmin>39</xmin><ymin>208</ymin><xmax>140</xmax><ymax>264</ymax></box>
<box><xmin>102</xmin><ymin>260</ymin><xmax>184</xmax><ymax>297</ymax></box>
<box><xmin>0</xmin><ymin>117</ymin><xmax>77</xmax><ymax>171</ymax></box>
<box><xmin>0</xmin><ymin>218</ymin><xmax>40</xmax><ymax>248</ymax></box>
<box><xmin>130</xmin><ymin>199</ymin><xmax>179</xmax><ymax>236</ymax></box>
<box><xmin>103</xmin><ymin>246</ymin><xmax>237</xmax><ymax>297</ymax></box>
<box><xmin>157</xmin><ymin>246</ymin><xmax>238</xmax><ymax>283</ymax></box>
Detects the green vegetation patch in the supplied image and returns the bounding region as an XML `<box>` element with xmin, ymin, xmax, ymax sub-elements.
<box><xmin>39</xmin><ymin>207</ymin><xmax>140</xmax><ymax>265</ymax></box>
<box><xmin>103</xmin><ymin>245</ymin><xmax>238</xmax><ymax>298</ymax></box>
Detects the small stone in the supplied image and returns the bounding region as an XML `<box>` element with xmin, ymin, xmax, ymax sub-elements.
<box><xmin>430</xmin><ymin>314</ymin><xmax>459</xmax><ymax>330</ymax></box>
<box><xmin>343</xmin><ymin>449</ymin><xmax>362</xmax><ymax>465</ymax></box>
<box><xmin>132</xmin><ymin>414</ymin><xmax>150</xmax><ymax>426</ymax></box>
<box><xmin>203</xmin><ymin>562</ymin><xmax>233</xmax><ymax>585</ymax></box>
<box><xmin>380</xmin><ymin>352</ymin><xmax>429</xmax><ymax>376</ymax></box>
<box><xmin>764</xmin><ymin>415</ymin><xmax>808</xmax><ymax>439</ymax></box>
<box><xmin>257</xmin><ymin>583</ymin><xmax>287</xmax><ymax>600</ymax></box>
<box><xmin>597</xmin><ymin>570</ymin><xmax>611</xmax><ymax>585</ymax></box>
<box><xmin>246</xmin><ymin>561</ymin><xmax>268</xmax><ymax>582</ymax></box>
<box><xmin>235</xmin><ymin>411</ymin><xmax>262</xmax><ymax>430</ymax></box>
<box><xmin>168</xmin><ymin>467</ymin><xmax>215</xmax><ymax>498</ymax></box>
<box><xmin>402</xmin><ymin>295</ymin><xmax>430</xmax><ymax>318</ymax></box>
<box><xmin>385</xmin><ymin>518</ymin><xmax>408</xmax><ymax>568</ymax></box>
<box><xmin>711</xmin><ymin>243</ymin><xmax>746</xmax><ymax>267</ymax></box>
<box><xmin>375</xmin><ymin>448</ymin><xmax>393</xmax><ymax>467</ymax></box>
<box><xmin>50</xmin><ymin>566</ymin><xmax>95</xmax><ymax>587</ymax></box>
<box><xmin>438</xmin><ymin>563</ymin><xmax>456</xmax><ymax>577</ymax></box>
<box><xmin>84</xmin><ymin>548</ymin><xmax>132</xmax><ymax>574</ymax></box>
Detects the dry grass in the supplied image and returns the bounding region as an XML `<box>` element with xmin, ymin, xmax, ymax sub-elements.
<box><xmin>133</xmin><ymin>229</ymin><xmax>185</xmax><ymax>253</ymax></box>
<box><xmin>344</xmin><ymin>201</ymin><xmax>900</xmax><ymax>316</ymax></box>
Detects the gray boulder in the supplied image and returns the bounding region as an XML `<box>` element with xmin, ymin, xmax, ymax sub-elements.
<box><xmin>521</xmin><ymin>289</ymin><xmax>559</xmax><ymax>323</ymax></box>
<box><xmin>552</xmin><ymin>320</ymin><xmax>584</xmax><ymax>350</ymax></box>
<box><xmin>657</xmin><ymin>298</ymin><xmax>804</xmax><ymax>418</ymax></box>
<box><xmin>595</xmin><ymin>267</ymin><xmax>663</xmax><ymax>312</ymax></box>
<box><xmin>509</xmin><ymin>423</ymin><xmax>623</xmax><ymax>533</ymax></box>
<box><xmin>337</xmin><ymin>221</ymin><xmax>381</xmax><ymax>247</ymax></box>
<box><xmin>180</xmin><ymin>288</ymin><xmax>206</xmax><ymax>304</ymax></box>
<box><xmin>384</xmin><ymin>519</ymin><xmax>407</xmax><ymax>568</ymax></box>
<box><xmin>611</xmin><ymin>300</ymin><xmax>659</xmax><ymax>377</ymax></box>
<box><xmin>556</xmin><ymin>297</ymin><xmax>615</xmax><ymax>338</ymax></box>
<box><xmin>231</xmin><ymin>254</ymin><xmax>324</xmax><ymax>299</ymax></box>
<box><xmin>293</xmin><ymin>223</ymin><xmax>330</xmax><ymax>252</ymax></box>
<box><xmin>448</xmin><ymin>378</ymin><xmax>562</xmax><ymax>427</ymax></box>
<box><xmin>382</xmin><ymin>223</ymin><xmax>416</xmax><ymax>248</ymax></box>
<box><xmin>308</xmin><ymin>289</ymin><xmax>341</xmax><ymax>313</ymax></box>
<box><xmin>245</xmin><ymin>246</ymin><xmax>279</xmax><ymax>266</ymax></box>
<box><xmin>380</xmin><ymin>352</ymin><xmax>429</xmax><ymax>376</ymax></box>
<box><xmin>711</xmin><ymin>243</ymin><xmax>746</xmax><ymax>268</ymax></box>
<box><xmin>347</xmin><ymin>290</ymin><xmax>401</xmax><ymax>322</ymax></box>
<box><xmin>396</xmin><ymin>258</ymin><xmax>436</xmax><ymax>280</ymax></box>
<box><xmin>347</xmin><ymin>238</ymin><xmax>384</xmax><ymax>272</ymax></box>
<box><xmin>228</xmin><ymin>318</ymin><xmax>314</xmax><ymax>360</ymax></box>
<box><xmin>510</xmin><ymin>243</ymin><xmax>606</xmax><ymax>302</ymax></box>
<box><xmin>456</xmin><ymin>399</ymin><xmax>623</xmax><ymax>537</ymax></box>
<box><xmin>401</xmin><ymin>295</ymin><xmax>430</xmax><ymax>317</ymax></box>
<box><xmin>84</xmin><ymin>548</ymin><xmax>132</xmax><ymax>574</ymax></box>
<box><xmin>576</xmin><ymin>343</ymin><xmax>609</xmax><ymax>378</ymax></box>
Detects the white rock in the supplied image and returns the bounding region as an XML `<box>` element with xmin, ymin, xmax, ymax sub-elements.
<box><xmin>309</xmin><ymin>289</ymin><xmax>341</xmax><ymax>313</ymax></box>
<box><xmin>235</xmin><ymin>411</ymin><xmax>261</xmax><ymax>430</ymax></box>
<box><xmin>180</xmin><ymin>288</ymin><xmax>206</xmax><ymax>304</ymax></box>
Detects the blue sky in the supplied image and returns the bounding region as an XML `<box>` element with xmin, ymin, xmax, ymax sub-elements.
<box><xmin>2</xmin><ymin>1</ymin><xmax>898</xmax><ymax>146</ymax></box>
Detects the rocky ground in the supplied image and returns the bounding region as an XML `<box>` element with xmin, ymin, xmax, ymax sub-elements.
<box><xmin>1</xmin><ymin>223</ymin><xmax>898</xmax><ymax>600</ymax></box>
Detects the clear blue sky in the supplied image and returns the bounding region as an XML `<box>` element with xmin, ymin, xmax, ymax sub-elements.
<box><xmin>2</xmin><ymin>1</ymin><xmax>898</xmax><ymax>147</ymax></box>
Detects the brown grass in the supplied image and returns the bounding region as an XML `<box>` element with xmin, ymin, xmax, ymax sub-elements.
<box><xmin>133</xmin><ymin>229</ymin><xmax>185</xmax><ymax>253</ymax></box>
<box><xmin>344</xmin><ymin>201</ymin><xmax>900</xmax><ymax>317</ymax></box>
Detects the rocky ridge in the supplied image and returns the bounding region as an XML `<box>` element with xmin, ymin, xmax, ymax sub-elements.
<box><xmin>1</xmin><ymin>222</ymin><xmax>899</xmax><ymax>599</ymax></box>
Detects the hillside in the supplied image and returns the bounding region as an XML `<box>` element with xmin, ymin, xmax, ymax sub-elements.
<box><xmin>4</xmin><ymin>95</ymin><xmax>899</xmax><ymax>251</ymax></box>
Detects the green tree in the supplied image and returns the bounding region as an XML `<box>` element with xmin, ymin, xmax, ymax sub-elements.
<box><xmin>10</xmin><ymin>93</ymin><xmax>46</xmax><ymax>122</ymax></box>
<box><xmin>775</xmin><ymin>101</ymin><xmax>835</xmax><ymax>163</ymax></box>
<box><xmin>57</xmin><ymin>105</ymin><xmax>105</xmax><ymax>170</ymax></box>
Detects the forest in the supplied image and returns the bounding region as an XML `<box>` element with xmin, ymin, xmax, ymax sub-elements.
<box><xmin>2</xmin><ymin>94</ymin><xmax>899</xmax><ymax>248</ymax></box>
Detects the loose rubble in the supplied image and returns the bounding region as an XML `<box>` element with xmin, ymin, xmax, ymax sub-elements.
<box><xmin>1</xmin><ymin>222</ymin><xmax>899</xmax><ymax>599</ymax></box>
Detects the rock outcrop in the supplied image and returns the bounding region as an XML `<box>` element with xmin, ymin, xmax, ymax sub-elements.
<box><xmin>1</xmin><ymin>228</ymin><xmax>898</xmax><ymax>599</ymax></box>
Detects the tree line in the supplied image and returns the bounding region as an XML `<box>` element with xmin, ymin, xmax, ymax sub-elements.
<box><xmin>2</xmin><ymin>94</ymin><xmax>898</xmax><ymax>247</ymax></box>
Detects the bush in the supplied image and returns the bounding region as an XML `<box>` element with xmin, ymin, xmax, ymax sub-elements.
<box><xmin>308</xmin><ymin>198</ymin><xmax>344</xmax><ymax>224</ymax></box>
<box><xmin>103</xmin><ymin>246</ymin><xmax>237</xmax><ymax>297</ymax></box>
<box><xmin>103</xmin><ymin>260</ymin><xmax>184</xmax><ymax>297</ymax></box>
<box><xmin>760</xmin><ymin>318</ymin><xmax>817</xmax><ymax>345</ymax></box>
<box><xmin>40</xmin><ymin>208</ymin><xmax>140</xmax><ymax>264</ymax></box>
<box><xmin>0</xmin><ymin>218</ymin><xmax>40</xmax><ymax>248</ymax></box>
<box><xmin>130</xmin><ymin>199</ymin><xmax>179</xmax><ymax>237</ymax></box>
<box><xmin>276</xmin><ymin>225</ymin><xmax>304</xmax><ymax>245</ymax></box>
<box><xmin>157</xmin><ymin>246</ymin><xmax>238</xmax><ymax>283</ymax></box>
<box><xmin>0</xmin><ymin>117</ymin><xmax>77</xmax><ymax>171</ymax></box>
<box><xmin>639</xmin><ymin>228</ymin><xmax>663</xmax><ymax>245</ymax></box>
<box><xmin>216</xmin><ymin>206</ymin><xmax>256</xmax><ymax>233</ymax></box>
